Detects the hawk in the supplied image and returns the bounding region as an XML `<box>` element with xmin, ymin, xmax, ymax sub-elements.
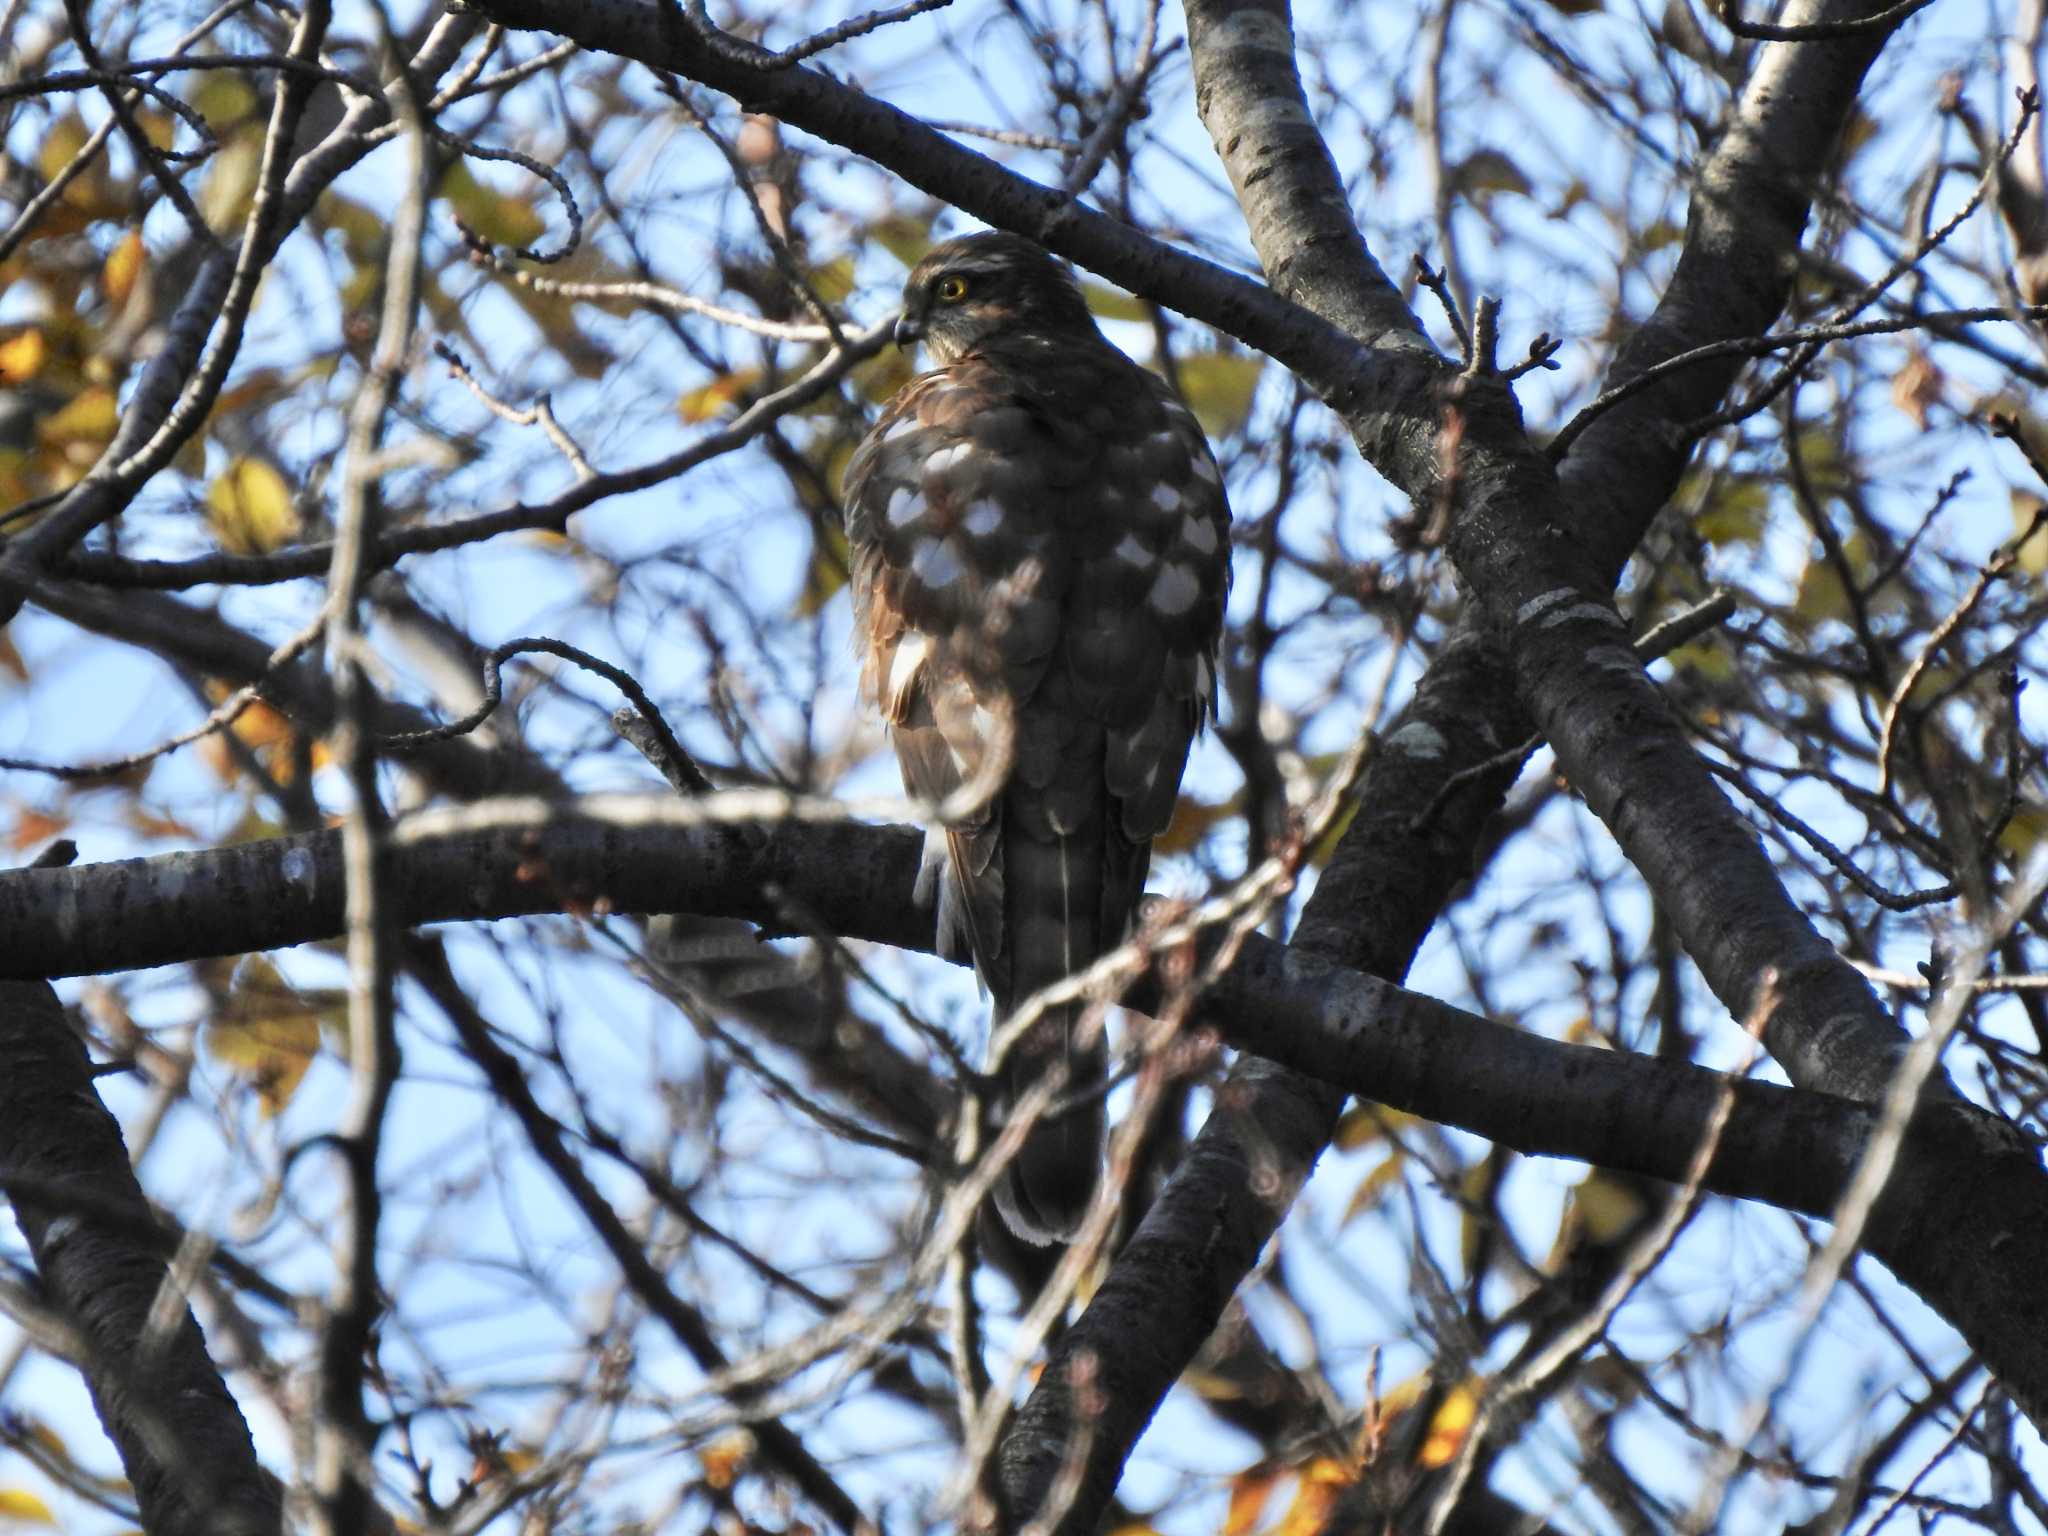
<box><xmin>843</xmin><ymin>232</ymin><xmax>1231</xmax><ymax>1244</ymax></box>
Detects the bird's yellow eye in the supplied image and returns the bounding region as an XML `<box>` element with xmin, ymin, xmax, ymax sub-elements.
<box><xmin>934</xmin><ymin>274</ymin><xmax>971</xmax><ymax>303</ymax></box>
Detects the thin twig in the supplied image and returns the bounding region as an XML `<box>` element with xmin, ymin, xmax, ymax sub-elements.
<box><xmin>56</xmin><ymin>321</ymin><xmax>892</xmax><ymax>590</ymax></box>
<box><xmin>379</xmin><ymin>636</ymin><xmax>691</xmax><ymax>764</ymax></box>
<box><xmin>1875</xmin><ymin>462</ymin><xmax>2048</xmax><ymax>794</ymax></box>
<box><xmin>1714</xmin><ymin>0</ymin><xmax>1936</xmax><ymax>40</ymax></box>
<box><xmin>680</xmin><ymin>0</ymin><xmax>955</xmax><ymax>69</ymax></box>
<box><xmin>434</xmin><ymin>341</ymin><xmax>595</xmax><ymax>479</ymax></box>
<box><xmin>1549</xmin><ymin>303</ymin><xmax>2048</xmax><ymax>462</ymax></box>
<box><xmin>1414</xmin><ymin>254</ymin><xmax>1471</xmax><ymax>363</ymax></box>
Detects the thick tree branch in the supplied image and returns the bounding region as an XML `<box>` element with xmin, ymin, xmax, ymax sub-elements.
<box><xmin>0</xmin><ymin>981</ymin><xmax>281</xmax><ymax>1536</ymax></box>
<box><xmin>4</xmin><ymin>813</ymin><xmax>2048</xmax><ymax>1435</ymax></box>
<box><xmin>991</xmin><ymin>2</ymin><xmax>1936</xmax><ymax>1524</ymax></box>
<box><xmin>1181</xmin><ymin>0</ymin><xmax>1919</xmax><ymax>1106</ymax></box>
<box><xmin>462</xmin><ymin>0</ymin><xmax>1374</xmax><ymax>396</ymax></box>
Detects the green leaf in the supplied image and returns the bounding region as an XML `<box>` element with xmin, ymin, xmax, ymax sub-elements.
<box><xmin>440</xmin><ymin>161</ymin><xmax>546</xmax><ymax>250</ymax></box>
<box><xmin>202</xmin><ymin>955</ymin><xmax>336</xmax><ymax>1117</ymax></box>
<box><xmin>805</xmin><ymin>255</ymin><xmax>856</xmax><ymax>306</ymax></box>
<box><xmin>1081</xmin><ymin>281</ymin><xmax>1149</xmax><ymax>323</ymax></box>
<box><xmin>677</xmin><ymin>369</ymin><xmax>761</xmax><ymax>423</ymax></box>
<box><xmin>1174</xmin><ymin>351</ymin><xmax>1263</xmax><ymax>438</ymax></box>
<box><xmin>870</xmin><ymin>212</ymin><xmax>934</xmax><ymax>269</ymax></box>
<box><xmin>2014</xmin><ymin>491</ymin><xmax>2048</xmax><ymax>577</ymax></box>
<box><xmin>796</xmin><ymin>523</ymin><xmax>850</xmax><ymax>615</ymax></box>
<box><xmin>1691</xmin><ymin>476</ymin><xmax>1768</xmax><ymax>546</ymax></box>
<box><xmin>1452</xmin><ymin>148</ymin><xmax>1532</xmax><ymax>207</ymax></box>
<box><xmin>206</xmin><ymin>457</ymin><xmax>299</xmax><ymax>556</ymax></box>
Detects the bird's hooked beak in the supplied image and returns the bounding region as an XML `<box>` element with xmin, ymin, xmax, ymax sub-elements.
<box><xmin>893</xmin><ymin>310</ymin><xmax>924</xmax><ymax>349</ymax></box>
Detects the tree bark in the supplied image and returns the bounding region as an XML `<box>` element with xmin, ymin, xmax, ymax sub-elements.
<box><xmin>0</xmin><ymin>981</ymin><xmax>281</xmax><ymax>1536</ymax></box>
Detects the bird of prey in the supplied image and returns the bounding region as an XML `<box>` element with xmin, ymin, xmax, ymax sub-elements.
<box><xmin>843</xmin><ymin>232</ymin><xmax>1231</xmax><ymax>1243</ymax></box>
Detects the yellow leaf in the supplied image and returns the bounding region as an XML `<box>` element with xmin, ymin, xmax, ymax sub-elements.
<box><xmin>2014</xmin><ymin>492</ymin><xmax>2048</xmax><ymax>577</ymax></box>
<box><xmin>1153</xmin><ymin>790</ymin><xmax>1242</xmax><ymax>856</ymax></box>
<box><xmin>207</xmin><ymin>456</ymin><xmax>299</xmax><ymax>555</ymax></box>
<box><xmin>37</xmin><ymin>115</ymin><xmax>87</xmax><ymax>177</ymax></box>
<box><xmin>1999</xmin><ymin>802</ymin><xmax>2048</xmax><ymax>860</ymax></box>
<box><xmin>103</xmin><ymin>230</ymin><xmax>145</xmax><ymax>307</ymax></box>
<box><xmin>1690</xmin><ymin>476</ymin><xmax>1768</xmax><ymax>546</ymax></box>
<box><xmin>870</xmin><ymin>212</ymin><xmax>933</xmax><ymax>268</ymax></box>
<box><xmin>37</xmin><ymin>387</ymin><xmax>118</xmax><ymax>447</ymax></box>
<box><xmin>796</xmin><ymin>523</ymin><xmax>850</xmax><ymax>616</ymax></box>
<box><xmin>700</xmin><ymin>1429</ymin><xmax>754</xmax><ymax>1491</ymax></box>
<box><xmin>1333</xmin><ymin>1104</ymin><xmax>1421</xmax><ymax>1150</ymax></box>
<box><xmin>1082</xmin><ymin>281</ymin><xmax>1149</xmax><ymax>323</ymax></box>
<box><xmin>33</xmin><ymin>113</ymin><xmax>114</xmax><ymax>217</ymax></box>
<box><xmin>1639</xmin><ymin>219</ymin><xmax>1684</xmax><ymax>253</ymax></box>
<box><xmin>1569</xmin><ymin>1169</ymin><xmax>1649</xmax><ymax>1244</ymax></box>
<box><xmin>1173</xmin><ymin>352</ymin><xmax>1262</xmax><ymax>438</ymax></box>
<box><xmin>199</xmin><ymin>127</ymin><xmax>264</xmax><ymax>233</ymax></box>
<box><xmin>1267</xmin><ymin>1458</ymin><xmax>1354</xmax><ymax>1536</ymax></box>
<box><xmin>1890</xmin><ymin>348</ymin><xmax>1943</xmax><ymax>428</ymax></box>
<box><xmin>0</xmin><ymin>1488</ymin><xmax>55</xmax><ymax>1524</ymax></box>
<box><xmin>1453</xmin><ymin>148</ymin><xmax>1532</xmax><ymax>205</ymax></box>
<box><xmin>804</xmin><ymin>254</ymin><xmax>856</xmax><ymax>306</ymax></box>
<box><xmin>1661</xmin><ymin>640</ymin><xmax>1731</xmax><ymax>681</ymax></box>
<box><xmin>1221</xmin><ymin>1465</ymin><xmax>1279</xmax><ymax>1536</ymax></box>
<box><xmin>850</xmin><ymin>346</ymin><xmax>914</xmax><ymax>406</ymax></box>
<box><xmin>677</xmin><ymin>369</ymin><xmax>761</xmax><ymax>423</ymax></box>
<box><xmin>1791</xmin><ymin>531</ymin><xmax>1878</xmax><ymax>627</ymax></box>
<box><xmin>1181</xmin><ymin>1368</ymin><xmax>1245</xmax><ymax>1402</ymax></box>
<box><xmin>1417</xmin><ymin>1384</ymin><xmax>1479</xmax><ymax>1469</ymax></box>
<box><xmin>133</xmin><ymin>107</ymin><xmax>177</xmax><ymax>153</ymax></box>
<box><xmin>0</xmin><ymin>447</ymin><xmax>30</xmax><ymax>505</ymax></box>
<box><xmin>1339</xmin><ymin>1153</ymin><xmax>1407</xmax><ymax>1227</ymax></box>
<box><xmin>191</xmin><ymin>72</ymin><xmax>260</xmax><ymax>128</ymax></box>
<box><xmin>126</xmin><ymin>806</ymin><xmax>196</xmax><ymax>842</ymax></box>
<box><xmin>0</xmin><ymin>328</ymin><xmax>46</xmax><ymax>384</ymax></box>
<box><xmin>316</xmin><ymin>192</ymin><xmax>386</xmax><ymax>260</ymax></box>
<box><xmin>440</xmin><ymin>161</ymin><xmax>546</xmax><ymax>250</ymax></box>
<box><xmin>203</xmin><ymin>956</ymin><xmax>328</xmax><ymax>1116</ymax></box>
<box><xmin>1373</xmin><ymin>1369</ymin><xmax>1432</xmax><ymax>1420</ymax></box>
<box><xmin>4</xmin><ymin>808</ymin><xmax>66</xmax><ymax>852</ymax></box>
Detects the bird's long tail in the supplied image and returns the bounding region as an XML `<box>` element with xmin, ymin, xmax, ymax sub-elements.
<box><xmin>990</xmin><ymin>803</ymin><xmax>1110</xmax><ymax>1245</ymax></box>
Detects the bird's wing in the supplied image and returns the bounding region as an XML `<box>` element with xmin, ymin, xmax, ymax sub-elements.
<box><xmin>845</xmin><ymin>344</ymin><xmax>1232</xmax><ymax>1242</ymax></box>
<box><xmin>845</xmin><ymin>363</ymin><xmax>1066</xmax><ymax>989</ymax></box>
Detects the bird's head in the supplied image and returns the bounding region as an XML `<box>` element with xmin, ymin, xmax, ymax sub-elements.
<box><xmin>893</xmin><ymin>232</ymin><xmax>1099</xmax><ymax>362</ymax></box>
